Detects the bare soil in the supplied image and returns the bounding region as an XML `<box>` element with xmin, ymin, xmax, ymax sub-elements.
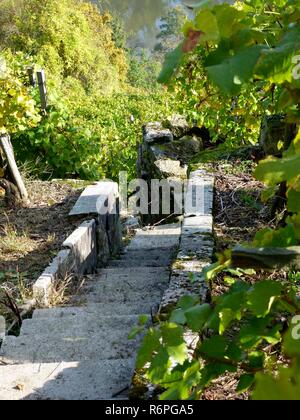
<box><xmin>0</xmin><ymin>179</ymin><xmax>86</xmax><ymax>299</ymax></box>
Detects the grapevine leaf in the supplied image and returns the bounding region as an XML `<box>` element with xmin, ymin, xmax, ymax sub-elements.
<box><xmin>206</xmin><ymin>45</ymin><xmax>264</xmax><ymax>95</ymax></box>
<box><xmin>237</xmin><ymin>374</ymin><xmax>255</xmax><ymax>394</ymax></box>
<box><xmin>136</xmin><ymin>328</ymin><xmax>161</xmax><ymax>369</ymax></box>
<box><xmin>254</xmin><ymin>155</ymin><xmax>300</xmax><ymax>186</ymax></box>
<box><xmin>158</xmin><ymin>43</ymin><xmax>184</xmax><ymax>85</ymax></box>
<box><xmin>283</xmin><ymin>322</ymin><xmax>300</xmax><ymax>358</ymax></box>
<box><xmin>246</xmin><ymin>281</ymin><xmax>284</xmax><ymax>317</ymax></box>
<box><xmin>185</xmin><ymin>304</ymin><xmax>212</xmax><ymax>332</ymax></box>
<box><xmin>161</xmin><ymin>323</ymin><xmax>188</xmax><ymax>364</ymax></box>
<box><xmin>253</xmin><ymin>369</ymin><xmax>300</xmax><ymax>401</ymax></box>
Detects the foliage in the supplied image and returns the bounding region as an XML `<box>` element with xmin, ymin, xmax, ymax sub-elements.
<box><xmin>134</xmin><ymin>274</ymin><xmax>300</xmax><ymax>400</ymax></box>
<box><xmin>0</xmin><ymin>51</ymin><xmax>40</xmax><ymax>135</ymax></box>
<box><xmin>136</xmin><ymin>0</ymin><xmax>300</xmax><ymax>400</ymax></box>
<box><xmin>0</xmin><ymin>0</ymin><xmax>128</xmax><ymax>96</ymax></box>
<box><xmin>14</xmin><ymin>90</ymin><xmax>175</xmax><ymax>181</ymax></box>
<box><xmin>0</xmin><ymin>0</ymin><xmax>175</xmax><ymax>181</ymax></box>
<box><xmin>127</xmin><ymin>50</ymin><xmax>161</xmax><ymax>90</ymax></box>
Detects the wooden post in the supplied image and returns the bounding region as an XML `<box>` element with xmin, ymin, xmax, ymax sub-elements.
<box><xmin>36</xmin><ymin>70</ymin><xmax>48</xmax><ymax>110</ymax></box>
<box><xmin>0</xmin><ymin>134</ymin><xmax>28</xmax><ymax>201</ymax></box>
<box><xmin>27</xmin><ymin>66</ymin><xmax>36</xmax><ymax>87</ymax></box>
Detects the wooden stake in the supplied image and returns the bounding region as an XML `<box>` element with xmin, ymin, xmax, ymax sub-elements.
<box><xmin>37</xmin><ymin>70</ymin><xmax>48</xmax><ymax>110</ymax></box>
<box><xmin>0</xmin><ymin>134</ymin><xmax>28</xmax><ymax>201</ymax></box>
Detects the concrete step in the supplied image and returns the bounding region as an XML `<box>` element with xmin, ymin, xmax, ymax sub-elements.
<box><xmin>0</xmin><ymin>329</ymin><xmax>142</xmax><ymax>364</ymax></box>
<box><xmin>86</xmin><ymin>288</ymin><xmax>164</xmax><ymax>305</ymax></box>
<box><xmin>96</xmin><ymin>266</ymin><xmax>169</xmax><ymax>279</ymax></box>
<box><xmin>87</xmin><ymin>268</ymin><xmax>170</xmax><ymax>293</ymax></box>
<box><xmin>33</xmin><ymin>302</ymin><xmax>158</xmax><ymax>319</ymax></box>
<box><xmin>127</xmin><ymin>224</ymin><xmax>181</xmax><ymax>251</ymax></box>
<box><xmin>110</xmin><ymin>249</ymin><xmax>174</xmax><ymax>268</ymax></box>
<box><xmin>20</xmin><ymin>315</ymin><xmax>143</xmax><ymax>337</ymax></box>
<box><xmin>0</xmin><ymin>359</ymin><xmax>135</xmax><ymax>400</ymax></box>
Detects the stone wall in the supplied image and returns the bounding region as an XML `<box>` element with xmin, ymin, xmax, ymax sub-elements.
<box><xmin>33</xmin><ymin>182</ymin><xmax>122</xmax><ymax>305</ymax></box>
<box><xmin>137</xmin><ymin>116</ymin><xmax>207</xmax><ymax>222</ymax></box>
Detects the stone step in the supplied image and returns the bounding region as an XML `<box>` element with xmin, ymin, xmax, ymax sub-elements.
<box><xmin>20</xmin><ymin>315</ymin><xmax>143</xmax><ymax>337</ymax></box>
<box><xmin>109</xmin><ymin>259</ymin><xmax>169</xmax><ymax>268</ymax></box>
<box><xmin>86</xmin><ymin>288</ymin><xmax>164</xmax><ymax>305</ymax></box>
<box><xmin>87</xmin><ymin>268</ymin><xmax>170</xmax><ymax>292</ymax></box>
<box><xmin>33</xmin><ymin>301</ymin><xmax>159</xmax><ymax>319</ymax></box>
<box><xmin>0</xmin><ymin>359</ymin><xmax>135</xmax><ymax>400</ymax></box>
<box><xmin>0</xmin><ymin>329</ymin><xmax>142</xmax><ymax>364</ymax></box>
<box><xmin>96</xmin><ymin>266</ymin><xmax>170</xmax><ymax>278</ymax></box>
<box><xmin>126</xmin><ymin>224</ymin><xmax>181</xmax><ymax>251</ymax></box>
<box><xmin>110</xmin><ymin>249</ymin><xmax>174</xmax><ymax>268</ymax></box>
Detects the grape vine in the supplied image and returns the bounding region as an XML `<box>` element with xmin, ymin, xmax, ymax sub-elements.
<box><xmin>135</xmin><ymin>0</ymin><xmax>300</xmax><ymax>400</ymax></box>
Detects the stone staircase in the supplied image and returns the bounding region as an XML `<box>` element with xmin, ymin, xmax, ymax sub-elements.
<box><xmin>0</xmin><ymin>224</ymin><xmax>181</xmax><ymax>400</ymax></box>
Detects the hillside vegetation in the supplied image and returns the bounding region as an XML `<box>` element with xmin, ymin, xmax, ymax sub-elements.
<box><xmin>0</xmin><ymin>0</ymin><xmax>175</xmax><ymax>180</ymax></box>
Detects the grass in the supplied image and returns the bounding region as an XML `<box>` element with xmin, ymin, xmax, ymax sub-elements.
<box><xmin>47</xmin><ymin>274</ymin><xmax>85</xmax><ymax>308</ymax></box>
<box><xmin>190</xmin><ymin>145</ymin><xmax>258</xmax><ymax>175</ymax></box>
<box><xmin>0</xmin><ymin>224</ymin><xmax>33</xmax><ymax>256</ymax></box>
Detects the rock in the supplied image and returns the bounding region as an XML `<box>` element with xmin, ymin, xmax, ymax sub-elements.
<box><xmin>154</xmin><ymin>159</ymin><xmax>188</xmax><ymax>179</ymax></box>
<box><xmin>177</xmin><ymin>135</ymin><xmax>203</xmax><ymax>154</ymax></box>
<box><xmin>143</xmin><ymin>123</ymin><xmax>173</xmax><ymax>145</ymax></box>
<box><xmin>123</xmin><ymin>216</ymin><xmax>141</xmax><ymax>232</ymax></box>
<box><xmin>260</xmin><ymin>115</ymin><xmax>297</xmax><ymax>156</ymax></box>
<box><xmin>163</xmin><ymin>115</ymin><xmax>190</xmax><ymax>138</ymax></box>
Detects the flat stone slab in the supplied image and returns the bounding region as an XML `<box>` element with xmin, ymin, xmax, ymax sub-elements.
<box><xmin>184</xmin><ymin>173</ymin><xmax>214</xmax><ymax>216</ymax></box>
<box><xmin>127</xmin><ymin>225</ymin><xmax>181</xmax><ymax>251</ymax></box>
<box><xmin>0</xmin><ymin>359</ymin><xmax>135</xmax><ymax>400</ymax></box>
<box><xmin>143</xmin><ymin>123</ymin><xmax>173</xmax><ymax>145</ymax></box>
<box><xmin>0</xmin><ymin>330</ymin><xmax>142</xmax><ymax>364</ymax></box>
<box><xmin>69</xmin><ymin>182</ymin><xmax>118</xmax><ymax>217</ymax></box>
<box><xmin>34</xmin><ymin>302</ymin><xmax>159</xmax><ymax>318</ymax></box>
<box><xmin>20</xmin><ymin>315</ymin><xmax>142</xmax><ymax>337</ymax></box>
<box><xmin>109</xmin><ymin>258</ymin><xmax>171</xmax><ymax>268</ymax></box>
<box><xmin>86</xmin><ymin>288</ymin><xmax>164</xmax><ymax>306</ymax></box>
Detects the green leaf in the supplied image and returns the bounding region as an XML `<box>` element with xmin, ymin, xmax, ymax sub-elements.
<box><xmin>287</xmin><ymin>187</ymin><xmax>300</xmax><ymax>213</ymax></box>
<box><xmin>237</xmin><ymin>374</ymin><xmax>255</xmax><ymax>394</ymax></box>
<box><xmin>253</xmin><ymin>368</ymin><xmax>300</xmax><ymax>401</ymax></box>
<box><xmin>161</xmin><ymin>323</ymin><xmax>188</xmax><ymax>364</ymax></box>
<box><xmin>158</xmin><ymin>44</ymin><xmax>184</xmax><ymax>85</ymax></box>
<box><xmin>240</xmin><ymin>318</ymin><xmax>281</xmax><ymax>350</ymax></box>
<box><xmin>248</xmin><ymin>351</ymin><xmax>265</xmax><ymax>370</ymax></box>
<box><xmin>177</xmin><ymin>295</ymin><xmax>200</xmax><ymax>310</ymax></box>
<box><xmin>219</xmin><ymin>308</ymin><xmax>236</xmax><ymax>334</ymax></box>
<box><xmin>128</xmin><ymin>325</ymin><xmax>144</xmax><ymax>340</ymax></box>
<box><xmin>254</xmin><ymin>155</ymin><xmax>300</xmax><ymax>186</ymax></box>
<box><xmin>206</xmin><ymin>45</ymin><xmax>264</xmax><ymax>95</ymax></box>
<box><xmin>247</xmin><ymin>281</ymin><xmax>284</xmax><ymax>317</ymax></box>
<box><xmin>136</xmin><ymin>328</ymin><xmax>161</xmax><ymax>368</ymax></box>
<box><xmin>194</xmin><ymin>9</ymin><xmax>220</xmax><ymax>43</ymax></box>
<box><xmin>170</xmin><ymin>308</ymin><xmax>186</xmax><ymax>325</ymax></box>
<box><xmin>200</xmin><ymin>335</ymin><xmax>228</xmax><ymax>359</ymax></box>
<box><xmin>255</xmin><ymin>27</ymin><xmax>300</xmax><ymax>84</ymax></box>
<box><xmin>200</xmin><ymin>363</ymin><xmax>237</xmax><ymax>389</ymax></box>
<box><xmin>138</xmin><ymin>314</ymin><xmax>150</xmax><ymax>326</ymax></box>
<box><xmin>147</xmin><ymin>348</ymin><xmax>171</xmax><ymax>383</ymax></box>
<box><xmin>283</xmin><ymin>321</ymin><xmax>300</xmax><ymax>358</ymax></box>
<box><xmin>185</xmin><ymin>304</ymin><xmax>212</xmax><ymax>332</ymax></box>
<box><xmin>253</xmin><ymin>225</ymin><xmax>298</xmax><ymax>248</ymax></box>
